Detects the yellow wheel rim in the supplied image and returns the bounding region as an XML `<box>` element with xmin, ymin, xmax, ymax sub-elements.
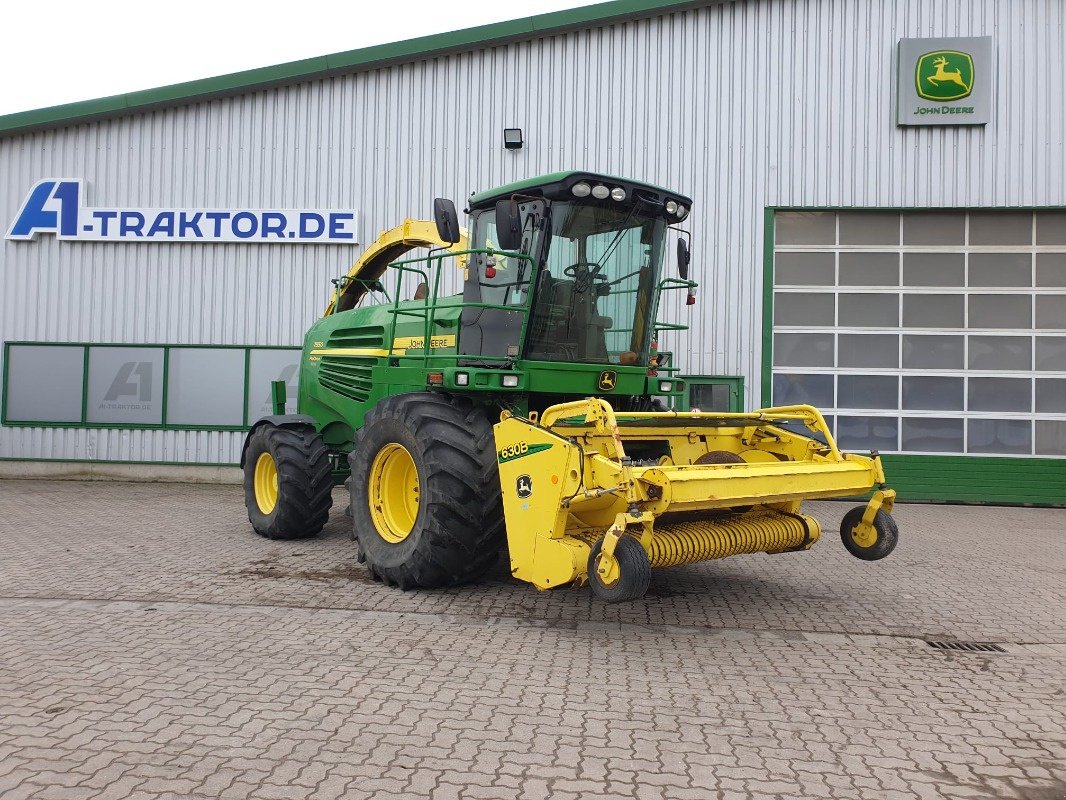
<box><xmin>849</xmin><ymin>520</ymin><xmax>878</xmax><ymax>549</ymax></box>
<box><xmin>368</xmin><ymin>443</ymin><xmax>420</xmax><ymax>544</ymax></box>
<box><xmin>254</xmin><ymin>452</ymin><xmax>279</xmax><ymax>514</ymax></box>
<box><xmin>594</xmin><ymin>551</ymin><xmax>621</xmax><ymax>587</ymax></box>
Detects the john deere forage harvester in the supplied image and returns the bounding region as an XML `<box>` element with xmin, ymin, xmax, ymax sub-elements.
<box><xmin>241</xmin><ymin>172</ymin><xmax>899</xmax><ymax>602</ymax></box>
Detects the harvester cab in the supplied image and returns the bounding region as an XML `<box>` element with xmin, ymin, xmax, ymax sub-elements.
<box><xmin>241</xmin><ymin>171</ymin><xmax>899</xmax><ymax>602</ymax></box>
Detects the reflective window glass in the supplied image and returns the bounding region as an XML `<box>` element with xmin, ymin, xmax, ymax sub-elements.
<box><xmin>903</xmin><ymin>294</ymin><xmax>964</xmax><ymax>328</ymax></box>
<box><xmin>902</xmin><ymin>335</ymin><xmax>965</xmax><ymax>369</ymax></box>
<box><xmin>1035</xmin><ymin>211</ymin><xmax>1066</xmax><ymax>245</ymax></box>
<box><xmin>167</xmin><ymin>349</ymin><xmax>245</xmax><ymax>426</ymax></box>
<box><xmin>690</xmin><ymin>383</ymin><xmax>732</xmax><ymax>413</ymax></box>
<box><xmin>775</xmin><ymin>252</ymin><xmax>835</xmax><ymax>286</ymax></box>
<box><xmin>773</xmin><ymin>373</ymin><xmax>834</xmax><ymax>407</ymax></box>
<box><xmin>773</xmin><ymin>333</ymin><xmax>834</xmax><ymax>368</ymax></box>
<box><xmin>967</xmin><ymin>336</ymin><xmax>1032</xmax><ymax>371</ymax></box>
<box><xmin>775</xmin><ymin>212</ymin><xmax>835</xmax><ymax>245</ymax></box>
<box><xmin>1035</xmin><ymin>379</ymin><xmax>1066</xmax><ymax>414</ymax></box>
<box><xmin>247</xmin><ymin>350</ymin><xmax>302</xmax><ymax>422</ymax></box>
<box><xmin>839</xmin><ymin>213</ymin><xmax>900</xmax><ymax>245</ymax></box>
<box><xmin>1036</xmin><ymin>337</ymin><xmax>1066</xmax><ymax>371</ymax></box>
<box><xmin>836</xmin><ymin>416</ymin><xmax>899</xmax><ymax>452</ymax></box>
<box><xmin>1036</xmin><ymin>296</ymin><xmax>1066</xmax><ymax>329</ymax></box>
<box><xmin>837</xmin><ymin>375</ymin><xmax>898</xmax><ymax>410</ymax></box>
<box><xmin>901</xmin><ymin>417</ymin><xmax>964</xmax><ymax>453</ymax></box>
<box><xmin>902</xmin><ymin>212</ymin><xmax>966</xmax><ymax>245</ymax></box>
<box><xmin>968</xmin><ymin>253</ymin><xmax>1032</xmax><ymax>287</ymax></box>
<box><xmin>902</xmin><ymin>376</ymin><xmax>964</xmax><ymax>411</ymax></box>
<box><xmin>902</xmin><ymin>253</ymin><xmax>964</xmax><ymax>287</ymax></box>
<box><xmin>839</xmin><ymin>293</ymin><xmax>898</xmax><ymax>327</ymax></box>
<box><xmin>4</xmin><ymin>345</ymin><xmax>85</xmax><ymax>423</ymax></box>
<box><xmin>774</xmin><ymin>292</ymin><xmax>835</xmax><ymax>326</ymax></box>
<box><xmin>1036</xmin><ymin>253</ymin><xmax>1066</xmax><ymax>287</ymax></box>
<box><xmin>968</xmin><ymin>295</ymin><xmax>1032</xmax><ymax>329</ymax></box>
<box><xmin>86</xmin><ymin>347</ymin><xmax>165</xmax><ymax>425</ymax></box>
<box><xmin>839</xmin><ymin>252</ymin><xmax>899</xmax><ymax>286</ymax></box>
<box><xmin>968</xmin><ymin>377</ymin><xmax>1032</xmax><ymax>412</ymax></box>
<box><xmin>968</xmin><ymin>211</ymin><xmax>1032</xmax><ymax>246</ymax></box>
<box><xmin>838</xmin><ymin>334</ymin><xmax>898</xmax><ymax>368</ymax></box>
<box><xmin>1036</xmin><ymin>421</ymin><xmax>1066</xmax><ymax>456</ymax></box>
<box><xmin>968</xmin><ymin>419</ymin><xmax>1032</xmax><ymax>455</ymax></box>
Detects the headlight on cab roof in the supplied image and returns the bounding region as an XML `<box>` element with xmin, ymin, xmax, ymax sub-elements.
<box><xmin>572</xmin><ymin>182</ymin><xmax>591</xmax><ymax>198</ymax></box>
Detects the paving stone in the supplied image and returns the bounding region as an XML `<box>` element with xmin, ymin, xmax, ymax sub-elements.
<box><xmin>0</xmin><ymin>480</ymin><xmax>1064</xmax><ymax>800</ymax></box>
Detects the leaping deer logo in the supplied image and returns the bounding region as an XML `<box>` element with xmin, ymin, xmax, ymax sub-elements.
<box><xmin>915</xmin><ymin>50</ymin><xmax>974</xmax><ymax>101</ymax></box>
<box><xmin>927</xmin><ymin>56</ymin><xmax>967</xmax><ymax>90</ymax></box>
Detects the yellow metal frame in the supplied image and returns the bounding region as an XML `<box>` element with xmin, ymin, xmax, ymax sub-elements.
<box><xmin>495</xmin><ymin>399</ymin><xmax>893</xmax><ymax>591</ymax></box>
<box><xmin>324</xmin><ymin>219</ymin><xmax>469</xmax><ymax>316</ymax></box>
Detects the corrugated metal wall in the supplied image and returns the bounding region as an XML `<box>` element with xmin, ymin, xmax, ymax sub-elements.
<box><xmin>2</xmin><ymin>0</ymin><xmax>1063</xmax><ymax>464</ymax></box>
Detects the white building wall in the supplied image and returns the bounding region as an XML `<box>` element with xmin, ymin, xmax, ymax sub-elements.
<box><xmin>1</xmin><ymin>0</ymin><xmax>1063</xmax><ymax>463</ymax></box>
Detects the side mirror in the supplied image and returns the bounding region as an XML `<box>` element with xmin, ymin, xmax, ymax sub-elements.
<box><xmin>677</xmin><ymin>238</ymin><xmax>691</xmax><ymax>280</ymax></box>
<box><xmin>495</xmin><ymin>199</ymin><xmax>521</xmax><ymax>251</ymax></box>
<box><xmin>433</xmin><ymin>197</ymin><xmax>461</xmax><ymax>244</ymax></box>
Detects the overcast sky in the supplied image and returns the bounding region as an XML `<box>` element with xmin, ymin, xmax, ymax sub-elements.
<box><xmin>0</xmin><ymin>0</ymin><xmax>601</xmax><ymax>116</ymax></box>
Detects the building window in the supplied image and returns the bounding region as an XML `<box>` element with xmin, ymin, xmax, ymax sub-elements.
<box><xmin>2</xmin><ymin>343</ymin><xmax>301</xmax><ymax>430</ymax></box>
<box><xmin>771</xmin><ymin>210</ymin><xmax>1066</xmax><ymax>458</ymax></box>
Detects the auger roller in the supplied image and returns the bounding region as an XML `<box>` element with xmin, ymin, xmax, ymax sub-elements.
<box><xmin>495</xmin><ymin>398</ymin><xmax>897</xmax><ymax>601</ymax></box>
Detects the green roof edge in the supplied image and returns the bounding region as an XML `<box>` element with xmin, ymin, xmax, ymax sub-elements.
<box><xmin>0</xmin><ymin>0</ymin><xmax>712</xmax><ymax>137</ymax></box>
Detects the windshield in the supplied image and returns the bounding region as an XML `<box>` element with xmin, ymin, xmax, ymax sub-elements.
<box><xmin>526</xmin><ymin>202</ymin><xmax>666</xmax><ymax>365</ymax></box>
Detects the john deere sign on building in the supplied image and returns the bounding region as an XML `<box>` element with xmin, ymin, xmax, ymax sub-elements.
<box><xmin>898</xmin><ymin>36</ymin><xmax>992</xmax><ymax>125</ymax></box>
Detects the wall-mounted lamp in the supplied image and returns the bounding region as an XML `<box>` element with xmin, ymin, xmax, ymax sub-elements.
<box><xmin>503</xmin><ymin>128</ymin><xmax>524</xmax><ymax>150</ymax></box>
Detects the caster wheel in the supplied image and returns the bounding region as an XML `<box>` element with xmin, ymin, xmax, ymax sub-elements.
<box><xmin>588</xmin><ymin>536</ymin><xmax>651</xmax><ymax>602</ymax></box>
<box><xmin>840</xmin><ymin>506</ymin><xmax>898</xmax><ymax>561</ymax></box>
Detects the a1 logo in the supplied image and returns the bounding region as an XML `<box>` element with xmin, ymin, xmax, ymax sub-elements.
<box><xmin>6</xmin><ymin>180</ymin><xmax>81</xmax><ymax>240</ymax></box>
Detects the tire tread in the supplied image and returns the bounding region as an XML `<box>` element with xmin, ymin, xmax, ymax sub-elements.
<box><xmin>349</xmin><ymin>393</ymin><xmax>504</xmax><ymax>589</ymax></box>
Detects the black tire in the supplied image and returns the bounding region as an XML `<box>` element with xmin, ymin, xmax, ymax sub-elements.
<box><xmin>840</xmin><ymin>506</ymin><xmax>899</xmax><ymax>561</ymax></box>
<box><xmin>587</xmin><ymin>535</ymin><xmax>651</xmax><ymax>603</ymax></box>
<box><xmin>243</xmin><ymin>425</ymin><xmax>334</xmax><ymax>540</ymax></box>
<box><xmin>348</xmin><ymin>393</ymin><xmax>504</xmax><ymax>589</ymax></box>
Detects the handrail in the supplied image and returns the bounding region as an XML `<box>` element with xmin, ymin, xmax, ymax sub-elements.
<box><xmin>379</xmin><ymin>247</ymin><xmax>536</xmax><ymax>369</ymax></box>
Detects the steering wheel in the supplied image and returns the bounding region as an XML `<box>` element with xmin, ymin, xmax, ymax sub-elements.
<box><xmin>562</xmin><ymin>261</ymin><xmax>607</xmax><ymax>293</ymax></box>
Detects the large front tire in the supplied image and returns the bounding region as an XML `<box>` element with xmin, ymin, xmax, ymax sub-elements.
<box><xmin>243</xmin><ymin>425</ymin><xmax>334</xmax><ymax>540</ymax></box>
<box><xmin>348</xmin><ymin>393</ymin><xmax>504</xmax><ymax>589</ymax></box>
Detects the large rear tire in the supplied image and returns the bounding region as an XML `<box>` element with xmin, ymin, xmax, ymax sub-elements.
<box><xmin>243</xmin><ymin>424</ymin><xmax>334</xmax><ymax>540</ymax></box>
<box><xmin>348</xmin><ymin>393</ymin><xmax>505</xmax><ymax>589</ymax></box>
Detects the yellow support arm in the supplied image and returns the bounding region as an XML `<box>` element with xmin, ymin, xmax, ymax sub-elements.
<box><xmin>324</xmin><ymin>218</ymin><xmax>468</xmax><ymax>316</ymax></box>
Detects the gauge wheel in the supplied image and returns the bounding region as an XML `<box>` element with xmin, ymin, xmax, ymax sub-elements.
<box><xmin>587</xmin><ymin>535</ymin><xmax>651</xmax><ymax>602</ymax></box>
<box><xmin>840</xmin><ymin>506</ymin><xmax>899</xmax><ymax>561</ymax></box>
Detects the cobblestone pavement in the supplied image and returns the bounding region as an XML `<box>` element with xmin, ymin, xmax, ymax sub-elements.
<box><xmin>0</xmin><ymin>480</ymin><xmax>1063</xmax><ymax>800</ymax></box>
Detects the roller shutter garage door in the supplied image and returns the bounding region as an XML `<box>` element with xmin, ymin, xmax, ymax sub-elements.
<box><xmin>770</xmin><ymin>209</ymin><xmax>1066</xmax><ymax>505</ymax></box>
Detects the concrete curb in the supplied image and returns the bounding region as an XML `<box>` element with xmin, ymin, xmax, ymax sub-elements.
<box><xmin>0</xmin><ymin>461</ymin><xmax>242</xmax><ymax>484</ymax></box>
